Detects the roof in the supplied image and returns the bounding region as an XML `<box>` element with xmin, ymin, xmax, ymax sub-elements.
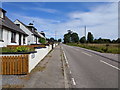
<box><xmin>27</xmin><ymin>26</ymin><xmax>41</xmax><ymax>37</ymax></box>
<box><xmin>15</xmin><ymin>19</ymin><xmax>41</xmax><ymax>38</ymax></box>
<box><xmin>0</xmin><ymin>8</ymin><xmax>6</xmax><ymax>13</ymax></box>
<box><xmin>1</xmin><ymin>16</ymin><xmax>28</xmax><ymax>36</ymax></box>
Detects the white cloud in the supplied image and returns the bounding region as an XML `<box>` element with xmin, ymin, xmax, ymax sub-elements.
<box><xmin>9</xmin><ymin>2</ymin><xmax>118</xmax><ymax>40</ymax></box>
<box><xmin>33</xmin><ymin>7</ymin><xmax>59</xmax><ymax>13</ymax></box>
<box><xmin>21</xmin><ymin>7</ymin><xmax>59</xmax><ymax>14</ymax></box>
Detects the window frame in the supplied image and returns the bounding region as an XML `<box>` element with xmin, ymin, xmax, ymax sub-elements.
<box><xmin>0</xmin><ymin>28</ymin><xmax>3</xmax><ymax>42</ymax></box>
<box><xmin>23</xmin><ymin>35</ymin><xmax>26</xmax><ymax>44</ymax></box>
<box><xmin>11</xmin><ymin>32</ymin><xmax>16</xmax><ymax>43</ymax></box>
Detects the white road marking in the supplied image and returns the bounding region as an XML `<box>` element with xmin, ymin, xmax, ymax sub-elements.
<box><xmin>100</xmin><ymin>60</ymin><xmax>120</xmax><ymax>70</ymax></box>
<box><xmin>72</xmin><ymin>78</ymin><xmax>76</xmax><ymax>85</ymax></box>
<box><xmin>82</xmin><ymin>52</ymin><xmax>92</xmax><ymax>57</ymax></box>
<box><xmin>63</xmin><ymin>51</ymin><xmax>69</xmax><ymax>64</ymax></box>
<box><xmin>70</xmin><ymin>70</ymin><xmax>72</xmax><ymax>74</ymax></box>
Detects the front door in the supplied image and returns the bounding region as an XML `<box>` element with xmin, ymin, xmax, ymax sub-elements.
<box><xmin>19</xmin><ymin>34</ymin><xmax>21</xmax><ymax>45</ymax></box>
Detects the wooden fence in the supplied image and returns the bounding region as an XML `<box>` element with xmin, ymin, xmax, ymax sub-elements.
<box><xmin>0</xmin><ymin>54</ymin><xmax>28</xmax><ymax>75</ymax></box>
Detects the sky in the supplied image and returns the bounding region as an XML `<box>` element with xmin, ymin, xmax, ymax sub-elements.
<box><xmin>1</xmin><ymin>2</ymin><xmax>118</xmax><ymax>40</ymax></box>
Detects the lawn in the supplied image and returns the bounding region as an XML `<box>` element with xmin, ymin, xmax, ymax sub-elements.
<box><xmin>66</xmin><ymin>43</ymin><xmax>120</xmax><ymax>54</ymax></box>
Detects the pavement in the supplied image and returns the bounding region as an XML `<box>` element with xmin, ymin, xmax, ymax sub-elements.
<box><xmin>62</xmin><ymin>44</ymin><xmax>119</xmax><ymax>88</ymax></box>
<box><xmin>23</xmin><ymin>45</ymin><xmax>65</xmax><ymax>88</ymax></box>
<box><xmin>2</xmin><ymin>45</ymin><xmax>65</xmax><ymax>88</ymax></box>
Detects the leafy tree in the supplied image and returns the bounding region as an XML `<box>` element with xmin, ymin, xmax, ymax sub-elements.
<box><xmin>39</xmin><ymin>37</ymin><xmax>46</xmax><ymax>44</ymax></box>
<box><xmin>64</xmin><ymin>34</ymin><xmax>71</xmax><ymax>43</ymax></box>
<box><xmin>50</xmin><ymin>38</ymin><xmax>55</xmax><ymax>42</ymax></box>
<box><xmin>80</xmin><ymin>36</ymin><xmax>86</xmax><ymax>43</ymax></box>
<box><xmin>116</xmin><ymin>38</ymin><xmax>120</xmax><ymax>43</ymax></box>
<box><xmin>87</xmin><ymin>32</ymin><xmax>94</xmax><ymax>43</ymax></box>
<box><xmin>96</xmin><ymin>38</ymin><xmax>111</xmax><ymax>43</ymax></box>
<box><xmin>71</xmin><ymin>33</ymin><xmax>79</xmax><ymax>43</ymax></box>
<box><xmin>63</xmin><ymin>30</ymin><xmax>79</xmax><ymax>43</ymax></box>
<box><xmin>58</xmin><ymin>39</ymin><xmax>62</xmax><ymax>42</ymax></box>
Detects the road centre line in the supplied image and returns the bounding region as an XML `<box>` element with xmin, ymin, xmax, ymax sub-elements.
<box><xmin>82</xmin><ymin>52</ymin><xmax>92</xmax><ymax>57</ymax></box>
<box><xmin>72</xmin><ymin>78</ymin><xmax>76</xmax><ymax>85</ymax></box>
<box><xmin>63</xmin><ymin>51</ymin><xmax>69</xmax><ymax>64</ymax></box>
<box><xmin>100</xmin><ymin>60</ymin><xmax>120</xmax><ymax>70</ymax></box>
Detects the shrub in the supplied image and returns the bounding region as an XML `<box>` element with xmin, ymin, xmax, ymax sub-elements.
<box><xmin>39</xmin><ymin>38</ymin><xmax>46</xmax><ymax>44</ymax></box>
<box><xmin>16</xmin><ymin>46</ymin><xmax>30</xmax><ymax>52</ymax></box>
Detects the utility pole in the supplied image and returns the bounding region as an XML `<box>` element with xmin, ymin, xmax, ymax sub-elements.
<box><xmin>85</xmin><ymin>26</ymin><xmax>87</xmax><ymax>39</ymax></box>
<box><xmin>85</xmin><ymin>26</ymin><xmax>87</xmax><ymax>43</ymax></box>
<box><xmin>55</xmin><ymin>30</ymin><xmax>57</xmax><ymax>41</ymax></box>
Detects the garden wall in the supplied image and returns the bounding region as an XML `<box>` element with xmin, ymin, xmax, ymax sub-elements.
<box><xmin>28</xmin><ymin>45</ymin><xmax>52</xmax><ymax>72</ymax></box>
<box><xmin>1</xmin><ymin>44</ymin><xmax>57</xmax><ymax>74</ymax></box>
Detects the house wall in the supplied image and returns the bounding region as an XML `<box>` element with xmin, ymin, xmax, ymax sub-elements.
<box><xmin>0</xmin><ymin>28</ymin><xmax>27</xmax><ymax>47</ymax></box>
<box><xmin>14</xmin><ymin>20</ymin><xmax>37</xmax><ymax>45</ymax></box>
<box><xmin>14</xmin><ymin>20</ymin><xmax>42</xmax><ymax>45</ymax></box>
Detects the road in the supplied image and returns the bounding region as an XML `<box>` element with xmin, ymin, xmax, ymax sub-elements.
<box><xmin>62</xmin><ymin>44</ymin><xmax>119</xmax><ymax>88</ymax></box>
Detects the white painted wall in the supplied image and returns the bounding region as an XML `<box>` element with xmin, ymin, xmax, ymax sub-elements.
<box><xmin>0</xmin><ymin>28</ymin><xmax>27</xmax><ymax>47</ymax></box>
<box><xmin>28</xmin><ymin>45</ymin><xmax>52</xmax><ymax>72</ymax></box>
<box><xmin>14</xmin><ymin>20</ymin><xmax>34</xmax><ymax>45</ymax></box>
<box><xmin>1</xmin><ymin>44</ymin><xmax>58</xmax><ymax>74</ymax></box>
<box><xmin>14</xmin><ymin>20</ymin><xmax>40</xmax><ymax>45</ymax></box>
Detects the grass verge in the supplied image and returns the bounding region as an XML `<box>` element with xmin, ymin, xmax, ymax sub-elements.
<box><xmin>66</xmin><ymin>43</ymin><xmax>120</xmax><ymax>54</ymax></box>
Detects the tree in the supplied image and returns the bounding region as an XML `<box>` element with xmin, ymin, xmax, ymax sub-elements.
<box><xmin>87</xmin><ymin>32</ymin><xmax>94</xmax><ymax>43</ymax></box>
<box><xmin>80</xmin><ymin>36</ymin><xmax>86</xmax><ymax>43</ymax></box>
<box><xmin>116</xmin><ymin>38</ymin><xmax>120</xmax><ymax>43</ymax></box>
<box><xmin>63</xmin><ymin>30</ymin><xmax>79</xmax><ymax>43</ymax></box>
<box><xmin>64</xmin><ymin>34</ymin><xmax>70</xmax><ymax>43</ymax></box>
<box><xmin>71</xmin><ymin>33</ymin><xmax>79</xmax><ymax>43</ymax></box>
<box><xmin>39</xmin><ymin>37</ymin><xmax>46</xmax><ymax>44</ymax></box>
<box><xmin>50</xmin><ymin>38</ymin><xmax>55</xmax><ymax>42</ymax></box>
<box><xmin>58</xmin><ymin>39</ymin><xmax>62</xmax><ymax>42</ymax></box>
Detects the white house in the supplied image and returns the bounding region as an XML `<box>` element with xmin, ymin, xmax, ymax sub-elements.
<box><xmin>14</xmin><ymin>20</ymin><xmax>45</xmax><ymax>45</ymax></box>
<box><xmin>38</xmin><ymin>31</ymin><xmax>46</xmax><ymax>39</ymax></box>
<box><xmin>0</xmin><ymin>8</ymin><xmax>28</xmax><ymax>47</ymax></box>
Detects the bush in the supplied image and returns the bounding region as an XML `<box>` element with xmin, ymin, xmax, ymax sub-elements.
<box><xmin>2</xmin><ymin>46</ymin><xmax>35</xmax><ymax>53</ymax></box>
<box><xmin>39</xmin><ymin>38</ymin><xmax>46</xmax><ymax>44</ymax></box>
<box><xmin>15</xmin><ymin>46</ymin><xmax>30</xmax><ymax>52</ymax></box>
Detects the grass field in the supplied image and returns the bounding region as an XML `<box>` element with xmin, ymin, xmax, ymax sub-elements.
<box><xmin>66</xmin><ymin>43</ymin><xmax>120</xmax><ymax>54</ymax></box>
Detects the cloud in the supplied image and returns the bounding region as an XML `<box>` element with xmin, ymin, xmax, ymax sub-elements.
<box><xmin>21</xmin><ymin>7</ymin><xmax>59</xmax><ymax>14</ymax></box>
<box><xmin>9</xmin><ymin>2</ymin><xmax>118</xmax><ymax>40</ymax></box>
<box><xmin>33</xmin><ymin>7</ymin><xmax>59</xmax><ymax>13</ymax></box>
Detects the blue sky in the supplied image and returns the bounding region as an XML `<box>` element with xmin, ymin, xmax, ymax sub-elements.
<box><xmin>2</xmin><ymin>2</ymin><xmax>118</xmax><ymax>40</ymax></box>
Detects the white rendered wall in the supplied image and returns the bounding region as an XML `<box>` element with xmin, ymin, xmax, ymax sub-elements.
<box><xmin>28</xmin><ymin>45</ymin><xmax>52</xmax><ymax>72</ymax></box>
<box><xmin>0</xmin><ymin>28</ymin><xmax>28</xmax><ymax>47</ymax></box>
<box><xmin>14</xmin><ymin>20</ymin><xmax>34</xmax><ymax>45</ymax></box>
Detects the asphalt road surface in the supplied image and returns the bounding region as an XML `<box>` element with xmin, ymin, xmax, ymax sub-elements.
<box><xmin>62</xmin><ymin>44</ymin><xmax>119</xmax><ymax>88</ymax></box>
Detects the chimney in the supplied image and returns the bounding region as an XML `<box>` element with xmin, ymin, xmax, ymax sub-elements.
<box><xmin>29</xmin><ymin>23</ymin><xmax>33</xmax><ymax>26</ymax></box>
<box><xmin>40</xmin><ymin>31</ymin><xmax>45</xmax><ymax>37</ymax></box>
<box><xmin>0</xmin><ymin>8</ymin><xmax>6</xmax><ymax>19</ymax></box>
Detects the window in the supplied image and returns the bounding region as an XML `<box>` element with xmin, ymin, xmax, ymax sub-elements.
<box><xmin>34</xmin><ymin>36</ymin><xmax>36</xmax><ymax>42</ymax></box>
<box><xmin>0</xmin><ymin>29</ymin><xmax>3</xmax><ymax>41</ymax></box>
<box><xmin>23</xmin><ymin>35</ymin><xmax>26</xmax><ymax>44</ymax></box>
<box><xmin>11</xmin><ymin>32</ymin><xmax>16</xmax><ymax>43</ymax></box>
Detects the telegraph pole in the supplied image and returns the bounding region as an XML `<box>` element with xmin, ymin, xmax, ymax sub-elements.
<box><xmin>55</xmin><ymin>30</ymin><xmax>57</xmax><ymax>40</ymax></box>
<box><xmin>85</xmin><ymin>26</ymin><xmax>87</xmax><ymax>43</ymax></box>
